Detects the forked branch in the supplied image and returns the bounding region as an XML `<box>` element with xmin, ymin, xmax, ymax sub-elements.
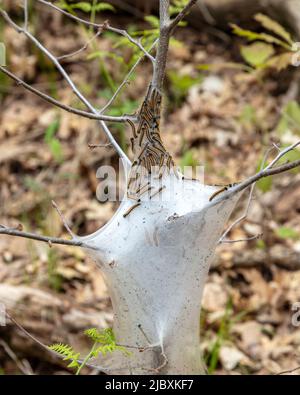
<box><xmin>152</xmin><ymin>0</ymin><xmax>199</xmax><ymax>90</ymax></box>
<box><xmin>37</xmin><ymin>0</ymin><xmax>155</xmax><ymax>64</ymax></box>
<box><xmin>0</xmin><ymin>66</ymin><xmax>136</xmax><ymax>123</ymax></box>
<box><xmin>0</xmin><ymin>8</ymin><xmax>131</xmax><ymax>165</ymax></box>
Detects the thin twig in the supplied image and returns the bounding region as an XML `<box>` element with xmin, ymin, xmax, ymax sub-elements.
<box><xmin>51</xmin><ymin>200</ymin><xmax>75</xmax><ymax>238</ymax></box>
<box><xmin>5</xmin><ymin>312</ymin><xmax>114</xmax><ymax>374</ymax></box>
<box><xmin>0</xmin><ymin>340</ymin><xmax>33</xmax><ymax>375</ymax></box>
<box><xmin>6</xmin><ymin>311</ymin><xmax>162</xmax><ymax>374</ymax></box>
<box><xmin>211</xmin><ymin>141</ymin><xmax>300</xmax><ymax>207</ymax></box>
<box><xmin>221</xmin><ymin>234</ymin><xmax>263</xmax><ymax>244</ymax></box>
<box><xmin>0</xmin><ymin>225</ymin><xmax>97</xmax><ymax>250</ymax></box>
<box><xmin>0</xmin><ymin>66</ymin><xmax>135</xmax><ymax>123</ymax></box>
<box><xmin>219</xmin><ymin>145</ymin><xmax>276</xmax><ymax>243</ymax></box>
<box><xmin>100</xmin><ymin>39</ymin><xmax>158</xmax><ymax>114</ymax></box>
<box><xmin>169</xmin><ymin>0</ymin><xmax>198</xmax><ymax>32</ymax></box>
<box><xmin>37</xmin><ymin>0</ymin><xmax>155</xmax><ymax>64</ymax></box>
<box><xmin>217</xmin><ymin>159</ymin><xmax>300</xmax><ymax>204</ymax></box>
<box><xmin>88</xmin><ymin>142</ymin><xmax>112</xmax><ymax>149</ymax></box>
<box><xmin>0</xmin><ymin>8</ymin><xmax>131</xmax><ymax>165</ymax></box>
<box><xmin>57</xmin><ymin>29</ymin><xmax>102</xmax><ymax>60</ymax></box>
<box><xmin>196</xmin><ymin>0</ymin><xmax>216</xmax><ymax>25</ymax></box>
<box><xmin>276</xmin><ymin>365</ymin><xmax>300</xmax><ymax>375</ymax></box>
<box><xmin>23</xmin><ymin>0</ymin><xmax>29</xmax><ymax>31</ymax></box>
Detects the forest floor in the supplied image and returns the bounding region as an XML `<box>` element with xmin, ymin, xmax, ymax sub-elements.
<box><xmin>0</xmin><ymin>3</ymin><xmax>300</xmax><ymax>375</ymax></box>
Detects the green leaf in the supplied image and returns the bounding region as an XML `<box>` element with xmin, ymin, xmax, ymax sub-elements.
<box><xmin>230</xmin><ymin>24</ymin><xmax>291</xmax><ymax>50</ymax></box>
<box><xmin>254</xmin><ymin>13</ymin><xmax>294</xmax><ymax>46</ymax></box>
<box><xmin>144</xmin><ymin>15</ymin><xmax>160</xmax><ymax>28</ymax></box>
<box><xmin>239</xmin><ymin>104</ymin><xmax>257</xmax><ymax>125</ymax></box>
<box><xmin>256</xmin><ymin>239</ymin><xmax>266</xmax><ymax>249</ymax></box>
<box><xmin>276</xmin><ymin>226</ymin><xmax>299</xmax><ymax>240</ymax></box>
<box><xmin>284</xmin><ymin>101</ymin><xmax>300</xmax><ymax>128</ymax></box>
<box><xmin>240</xmin><ymin>42</ymin><xmax>274</xmax><ymax>67</ymax></box>
<box><xmin>44</xmin><ymin>119</ymin><xmax>60</xmax><ymax>144</ymax></box>
<box><xmin>180</xmin><ymin>150</ymin><xmax>198</xmax><ymax>170</ymax></box>
<box><xmin>49</xmin><ymin>138</ymin><xmax>63</xmax><ymax>163</ymax></box>
<box><xmin>277</xmin><ymin>101</ymin><xmax>300</xmax><ymax>136</ymax></box>
<box><xmin>94</xmin><ymin>3</ymin><xmax>115</xmax><ymax>12</ymax></box>
<box><xmin>44</xmin><ymin>119</ymin><xmax>63</xmax><ymax>163</ymax></box>
<box><xmin>256</xmin><ymin>158</ymin><xmax>272</xmax><ymax>193</ymax></box>
<box><xmin>67</xmin><ymin>357</ymin><xmax>80</xmax><ymax>368</ymax></box>
<box><xmin>168</xmin><ymin>70</ymin><xmax>203</xmax><ymax>105</ymax></box>
<box><xmin>84</xmin><ymin>327</ymin><xmax>115</xmax><ymax>344</ymax></box>
<box><xmin>257</xmin><ymin>176</ymin><xmax>272</xmax><ymax>193</ymax></box>
<box><xmin>70</xmin><ymin>2</ymin><xmax>92</xmax><ymax>12</ymax></box>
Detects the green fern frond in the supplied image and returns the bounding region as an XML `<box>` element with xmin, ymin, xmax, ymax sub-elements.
<box><xmin>48</xmin><ymin>343</ymin><xmax>73</xmax><ymax>357</ymax></box>
<box><xmin>84</xmin><ymin>327</ymin><xmax>115</xmax><ymax>344</ymax></box>
<box><xmin>48</xmin><ymin>343</ymin><xmax>80</xmax><ymax>368</ymax></box>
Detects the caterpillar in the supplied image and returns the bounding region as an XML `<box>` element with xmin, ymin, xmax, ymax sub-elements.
<box><xmin>123</xmin><ymin>202</ymin><xmax>141</xmax><ymax>218</ymax></box>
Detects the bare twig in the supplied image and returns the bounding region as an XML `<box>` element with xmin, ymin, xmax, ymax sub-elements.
<box><xmin>51</xmin><ymin>200</ymin><xmax>75</xmax><ymax>238</ymax></box>
<box><xmin>196</xmin><ymin>0</ymin><xmax>216</xmax><ymax>25</ymax></box>
<box><xmin>5</xmin><ymin>312</ymin><xmax>114</xmax><ymax>374</ymax></box>
<box><xmin>0</xmin><ymin>340</ymin><xmax>33</xmax><ymax>375</ymax></box>
<box><xmin>211</xmin><ymin>141</ymin><xmax>300</xmax><ymax>207</ymax></box>
<box><xmin>23</xmin><ymin>0</ymin><xmax>29</xmax><ymax>31</ymax></box>
<box><xmin>37</xmin><ymin>0</ymin><xmax>155</xmax><ymax>64</ymax></box>
<box><xmin>276</xmin><ymin>365</ymin><xmax>300</xmax><ymax>375</ymax></box>
<box><xmin>88</xmin><ymin>142</ymin><xmax>112</xmax><ymax>149</ymax></box>
<box><xmin>0</xmin><ymin>225</ymin><xmax>97</xmax><ymax>250</ymax></box>
<box><xmin>6</xmin><ymin>311</ymin><xmax>164</xmax><ymax>374</ymax></box>
<box><xmin>6</xmin><ymin>311</ymin><xmax>56</xmax><ymax>355</ymax></box>
<box><xmin>0</xmin><ymin>66</ymin><xmax>135</xmax><ymax>123</ymax></box>
<box><xmin>169</xmin><ymin>0</ymin><xmax>198</xmax><ymax>32</ymax></box>
<box><xmin>0</xmin><ymin>8</ymin><xmax>131</xmax><ymax>165</ymax></box>
<box><xmin>100</xmin><ymin>38</ymin><xmax>159</xmax><ymax>114</ymax></box>
<box><xmin>219</xmin><ymin>145</ymin><xmax>277</xmax><ymax>243</ymax></box>
<box><xmin>57</xmin><ymin>29</ymin><xmax>102</xmax><ymax>60</ymax></box>
<box><xmin>221</xmin><ymin>234</ymin><xmax>263</xmax><ymax>244</ymax></box>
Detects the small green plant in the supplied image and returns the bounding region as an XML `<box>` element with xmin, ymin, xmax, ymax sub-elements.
<box><xmin>180</xmin><ymin>149</ymin><xmax>198</xmax><ymax>169</ymax></box>
<box><xmin>57</xmin><ymin>1</ymin><xmax>115</xmax><ymax>14</ymax></box>
<box><xmin>47</xmin><ymin>248</ymin><xmax>63</xmax><ymax>292</ymax></box>
<box><xmin>168</xmin><ymin>70</ymin><xmax>203</xmax><ymax>106</ymax></box>
<box><xmin>44</xmin><ymin>118</ymin><xmax>63</xmax><ymax>164</ymax></box>
<box><xmin>277</xmin><ymin>100</ymin><xmax>300</xmax><ymax>137</ymax></box>
<box><xmin>204</xmin><ymin>300</ymin><xmax>247</xmax><ymax>374</ymax></box>
<box><xmin>232</xmin><ymin>13</ymin><xmax>296</xmax><ymax>72</ymax></box>
<box><xmin>275</xmin><ymin>226</ymin><xmax>300</xmax><ymax>241</ymax></box>
<box><xmin>49</xmin><ymin>327</ymin><xmax>131</xmax><ymax>375</ymax></box>
<box><xmin>107</xmin><ymin>97</ymin><xmax>139</xmax><ymax>152</ymax></box>
<box><xmin>256</xmin><ymin>156</ymin><xmax>273</xmax><ymax>193</ymax></box>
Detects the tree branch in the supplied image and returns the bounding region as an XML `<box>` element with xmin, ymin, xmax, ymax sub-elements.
<box><xmin>218</xmin><ymin>145</ymin><xmax>278</xmax><ymax>243</ymax></box>
<box><xmin>211</xmin><ymin>141</ymin><xmax>300</xmax><ymax>207</ymax></box>
<box><xmin>23</xmin><ymin>0</ymin><xmax>29</xmax><ymax>31</ymax></box>
<box><xmin>0</xmin><ymin>66</ymin><xmax>136</xmax><ymax>123</ymax></box>
<box><xmin>152</xmin><ymin>0</ymin><xmax>170</xmax><ymax>90</ymax></box>
<box><xmin>0</xmin><ymin>225</ymin><xmax>97</xmax><ymax>250</ymax></box>
<box><xmin>169</xmin><ymin>0</ymin><xmax>198</xmax><ymax>32</ymax></box>
<box><xmin>37</xmin><ymin>0</ymin><xmax>155</xmax><ymax>64</ymax></box>
<box><xmin>57</xmin><ymin>29</ymin><xmax>102</xmax><ymax>60</ymax></box>
<box><xmin>152</xmin><ymin>0</ymin><xmax>199</xmax><ymax>90</ymax></box>
<box><xmin>0</xmin><ymin>8</ymin><xmax>131</xmax><ymax>165</ymax></box>
<box><xmin>100</xmin><ymin>38</ymin><xmax>158</xmax><ymax>114</ymax></box>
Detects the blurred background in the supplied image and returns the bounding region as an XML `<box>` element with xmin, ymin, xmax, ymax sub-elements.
<box><xmin>0</xmin><ymin>0</ymin><xmax>300</xmax><ymax>374</ymax></box>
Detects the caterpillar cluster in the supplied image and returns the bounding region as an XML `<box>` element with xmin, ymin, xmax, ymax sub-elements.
<box><xmin>127</xmin><ymin>85</ymin><xmax>174</xmax><ymax>201</ymax></box>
